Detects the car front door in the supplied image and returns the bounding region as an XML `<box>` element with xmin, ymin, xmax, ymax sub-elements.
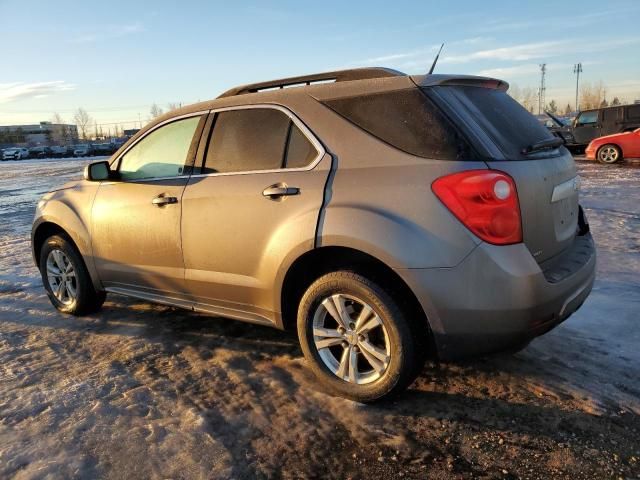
<box><xmin>91</xmin><ymin>113</ymin><xmax>206</xmax><ymax>304</ymax></box>
<box><xmin>180</xmin><ymin>106</ymin><xmax>331</xmax><ymax>324</ymax></box>
<box><xmin>573</xmin><ymin>110</ymin><xmax>600</xmax><ymax>145</ymax></box>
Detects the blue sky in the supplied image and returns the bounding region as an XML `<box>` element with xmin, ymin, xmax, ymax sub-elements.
<box><xmin>1</xmin><ymin>0</ymin><xmax>639</xmax><ymax>128</ymax></box>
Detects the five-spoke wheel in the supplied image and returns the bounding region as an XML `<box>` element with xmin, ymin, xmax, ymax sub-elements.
<box><xmin>597</xmin><ymin>144</ymin><xmax>622</xmax><ymax>164</ymax></box>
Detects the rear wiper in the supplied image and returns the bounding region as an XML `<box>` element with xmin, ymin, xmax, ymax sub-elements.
<box><xmin>521</xmin><ymin>137</ymin><xmax>563</xmax><ymax>155</ymax></box>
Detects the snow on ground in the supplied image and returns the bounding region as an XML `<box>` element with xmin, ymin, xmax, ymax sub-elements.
<box><xmin>0</xmin><ymin>156</ymin><xmax>639</xmax><ymax>479</ymax></box>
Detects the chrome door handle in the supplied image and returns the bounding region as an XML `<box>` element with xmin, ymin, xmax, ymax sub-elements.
<box><xmin>152</xmin><ymin>195</ymin><xmax>178</xmax><ymax>206</ymax></box>
<box><xmin>262</xmin><ymin>184</ymin><xmax>300</xmax><ymax>198</ymax></box>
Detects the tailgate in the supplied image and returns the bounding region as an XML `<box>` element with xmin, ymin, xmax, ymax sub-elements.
<box><xmin>487</xmin><ymin>151</ymin><xmax>579</xmax><ymax>263</ymax></box>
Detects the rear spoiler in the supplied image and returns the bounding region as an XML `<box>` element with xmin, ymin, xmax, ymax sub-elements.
<box><xmin>412</xmin><ymin>74</ymin><xmax>509</xmax><ymax>92</ymax></box>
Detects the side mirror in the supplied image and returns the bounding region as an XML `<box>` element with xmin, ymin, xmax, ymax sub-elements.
<box><xmin>84</xmin><ymin>160</ymin><xmax>112</xmax><ymax>181</ymax></box>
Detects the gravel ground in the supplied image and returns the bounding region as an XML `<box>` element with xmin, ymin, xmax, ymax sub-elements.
<box><xmin>0</xmin><ymin>156</ymin><xmax>639</xmax><ymax>479</ymax></box>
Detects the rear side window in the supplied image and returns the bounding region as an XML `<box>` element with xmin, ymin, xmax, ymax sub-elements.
<box><xmin>441</xmin><ymin>86</ymin><xmax>558</xmax><ymax>160</ymax></box>
<box><xmin>627</xmin><ymin>105</ymin><xmax>640</xmax><ymax>119</ymax></box>
<box><xmin>205</xmin><ymin>109</ymin><xmax>290</xmax><ymax>173</ymax></box>
<box><xmin>285</xmin><ymin>123</ymin><xmax>318</xmax><ymax>168</ymax></box>
<box><xmin>322</xmin><ymin>89</ymin><xmax>471</xmax><ymax>160</ymax></box>
<box><xmin>203</xmin><ymin>108</ymin><xmax>319</xmax><ymax>173</ymax></box>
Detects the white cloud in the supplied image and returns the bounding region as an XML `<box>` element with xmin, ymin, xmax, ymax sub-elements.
<box><xmin>0</xmin><ymin>81</ymin><xmax>76</xmax><ymax>104</ymax></box>
<box><xmin>71</xmin><ymin>22</ymin><xmax>144</xmax><ymax>43</ymax></box>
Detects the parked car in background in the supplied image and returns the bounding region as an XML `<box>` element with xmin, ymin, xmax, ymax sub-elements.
<box><xmin>573</xmin><ymin>104</ymin><xmax>640</xmax><ymax>148</ymax></box>
<box><xmin>585</xmin><ymin>128</ymin><xmax>640</xmax><ymax>164</ymax></box>
<box><xmin>2</xmin><ymin>147</ymin><xmax>30</xmax><ymax>160</ymax></box>
<box><xmin>29</xmin><ymin>146</ymin><xmax>53</xmax><ymax>159</ymax></box>
<box><xmin>50</xmin><ymin>145</ymin><xmax>72</xmax><ymax>158</ymax></box>
<box><xmin>536</xmin><ymin>112</ymin><xmax>579</xmax><ymax>151</ymax></box>
<box><xmin>73</xmin><ymin>144</ymin><xmax>93</xmax><ymax>157</ymax></box>
<box><xmin>92</xmin><ymin>143</ymin><xmax>117</xmax><ymax>156</ymax></box>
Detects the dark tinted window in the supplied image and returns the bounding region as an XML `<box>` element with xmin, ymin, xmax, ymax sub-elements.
<box><xmin>205</xmin><ymin>108</ymin><xmax>290</xmax><ymax>173</ymax></box>
<box><xmin>442</xmin><ymin>86</ymin><xmax>558</xmax><ymax>159</ymax></box>
<box><xmin>322</xmin><ymin>89</ymin><xmax>471</xmax><ymax>160</ymax></box>
<box><xmin>286</xmin><ymin>123</ymin><xmax>318</xmax><ymax>168</ymax></box>
<box><xmin>627</xmin><ymin>105</ymin><xmax>640</xmax><ymax>119</ymax></box>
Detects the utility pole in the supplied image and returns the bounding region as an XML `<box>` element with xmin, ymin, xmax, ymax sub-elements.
<box><xmin>573</xmin><ymin>63</ymin><xmax>583</xmax><ymax>112</ymax></box>
<box><xmin>538</xmin><ymin>63</ymin><xmax>546</xmax><ymax>115</ymax></box>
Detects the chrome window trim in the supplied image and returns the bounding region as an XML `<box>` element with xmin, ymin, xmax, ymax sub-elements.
<box><xmin>189</xmin><ymin>103</ymin><xmax>326</xmax><ymax>179</ymax></box>
<box><xmin>108</xmin><ymin>110</ymin><xmax>209</xmax><ymax>182</ymax></box>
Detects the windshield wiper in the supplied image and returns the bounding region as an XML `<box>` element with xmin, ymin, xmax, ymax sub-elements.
<box><xmin>521</xmin><ymin>137</ymin><xmax>563</xmax><ymax>155</ymax></box>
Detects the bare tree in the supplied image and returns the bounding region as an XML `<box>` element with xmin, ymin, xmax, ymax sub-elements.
<box><xmin>150</xmin><ymin>103</ymin><xmax>164</xmax><ymax>118</ymax></box>
<box><xmin>521</xmin><ymin>87</ymin><xmax>536</xmax><ymax>113</ymax></box>
<box><xmin>73</xmin><ymin>108</ymin><xmax>92</xmax><ymax>140</ymax></box>
<box><xmin>580</xmin><ymin>81</ymin><xmax>606</xmax><ymax>110</ymax></box>
<box><xmin>167</xmin><ymin>102</ymin><xmax>181</xmax><ymax>112</ymax></box>
<box><xmin>51</xmin><ymin>112</ymin><xmax>64</xmax><ymax>124</ymax></box>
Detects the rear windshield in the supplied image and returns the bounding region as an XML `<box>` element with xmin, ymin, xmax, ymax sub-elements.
<box><xmin>437</xmin><ymin>86</ymin><xmax>558</xmax><ymax>160</ymax></box>
<box><xmin>321</xmin><ymin>88</ymin><xmax>472</xmax><ymax>161</ymax></box>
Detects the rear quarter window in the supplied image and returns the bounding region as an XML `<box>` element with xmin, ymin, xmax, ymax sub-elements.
<box><xmin>322</xmin><ymin>88</ymin><xmax>472</xmax><ymax>161</ymax></box>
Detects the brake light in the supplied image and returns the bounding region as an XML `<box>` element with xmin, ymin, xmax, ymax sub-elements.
<box><xmin>432</xmin><ymin>170</ymin><xmax>522</xmax><ymax>245</ymax></box>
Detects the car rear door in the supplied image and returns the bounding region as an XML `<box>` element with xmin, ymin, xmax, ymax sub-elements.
<box><xmin>180</xmin><ymin>106</ymin><xmax>331</xmax><ymax>324</ymax></box>
<box><xmin>601</xmin><ymin>107</ymin><xmax>622</xmax><ymax>135</ymax></box>
<box><xmin>91</xmin><ymin>113</ymin><xmax>206</xmax><ymax>303</ymax></box>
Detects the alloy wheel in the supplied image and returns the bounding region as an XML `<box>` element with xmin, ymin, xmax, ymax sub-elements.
<box><xmin>312</xmin><ymin>293</ymin><xmax>391</xmax><ymax>385</ymax></box>
<box><xmin>599</xmin><ymin>146</ymin><xmax>619</xmax><ymax>163</ymax></box>
<box><xmin>46</xmin><ymin>249</ymin><xmax>77</xmax><ymax>305</ymax></box>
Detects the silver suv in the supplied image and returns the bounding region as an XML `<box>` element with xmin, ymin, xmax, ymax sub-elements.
<box><xmin>32</xmin><ymin>68</ymin><xmax>596</xmax><ymax>402</ymax></box>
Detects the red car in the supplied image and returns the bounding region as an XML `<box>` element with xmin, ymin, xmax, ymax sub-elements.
<box><xmin>585</xmin><ymin>128</ymin><xmax>640</xmax><ymax>164</ymax></box>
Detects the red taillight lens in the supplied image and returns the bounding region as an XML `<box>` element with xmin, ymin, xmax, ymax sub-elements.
<box><xmin>432</xmin><ymin>170</ymin><xmax>522</xmax><ymax>245</ymax></box>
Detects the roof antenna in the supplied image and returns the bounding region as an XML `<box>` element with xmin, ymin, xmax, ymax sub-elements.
<box><xmin>428</xmin><ymin>43</ymin><xmax>444</xmax><ymax>75</ymax></box>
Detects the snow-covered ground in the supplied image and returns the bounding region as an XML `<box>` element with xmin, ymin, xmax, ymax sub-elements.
<box><xmin>0</xmin><ymin>156</ymin><xmax>638</xmax><ymax>479</ymax></box>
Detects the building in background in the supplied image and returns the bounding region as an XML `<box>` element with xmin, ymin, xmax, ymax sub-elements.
<box><xmin>0</xmin><ymin>122</ymin><xmax>79</xmax><ymax>148</ymax></box>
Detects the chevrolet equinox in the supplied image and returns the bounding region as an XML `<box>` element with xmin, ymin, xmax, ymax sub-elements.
<box><xmin>32</xmin><ymin>68</ymin><xmax>596</xmax><ymax>402</ymax></box>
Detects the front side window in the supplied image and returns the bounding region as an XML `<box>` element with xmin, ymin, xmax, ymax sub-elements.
<box><xmin>576</xmin><ymin>111</ymin><xmax>598</xmax><ymax>125</ymax></box>
<box><xmin>119</xmin><ymin>116</ymin><xmax>201</xmax><ymax>181</ymax></box>
<box><xmin>203</xmin><ymin>108</ymin><xmax>318</xmax><ymax>173</ymax></box>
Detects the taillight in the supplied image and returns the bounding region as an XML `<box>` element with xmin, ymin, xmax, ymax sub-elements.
<box><xmin>432</xmin><ymin>170</ymin><xmax>522</xmax><ymax>245</ymax></box>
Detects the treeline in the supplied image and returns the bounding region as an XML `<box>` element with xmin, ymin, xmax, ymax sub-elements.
<box><xmin>509</xmin><ymin>80</ymin><xmax>630</xmax><ymax>115</ymax></box>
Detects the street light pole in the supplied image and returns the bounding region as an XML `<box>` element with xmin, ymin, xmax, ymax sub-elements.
<box><xmin>573</xmin><ymin>63</ymin><xmax>583</xmax><ymax>112</ymax></box>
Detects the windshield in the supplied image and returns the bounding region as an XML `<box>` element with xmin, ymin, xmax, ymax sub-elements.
<box><xmin>431</xmin><ymin>85</ymin><xmax>559</xmax><ymax>160</ymax></box>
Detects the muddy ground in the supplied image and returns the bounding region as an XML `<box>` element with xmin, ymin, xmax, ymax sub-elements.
<box><xmin>0</xmin><ymin>157</ymin><xmax>638</xmax><ymax>479</ymax></box>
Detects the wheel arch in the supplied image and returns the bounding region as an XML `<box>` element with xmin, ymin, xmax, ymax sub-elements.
<box><xmin>32</xmin><ymin>220</ymin><xmax>102</xmax><ymax>291</ymax></box>
<box><xmin>279</xmin><ymin>245</ymin><xmax>436</xmax><ymax>358</ymax></box>
<box><xmin>596</xmin><ymin>142</ymin><xmax>624</xmax><ymax>161</ymax></box>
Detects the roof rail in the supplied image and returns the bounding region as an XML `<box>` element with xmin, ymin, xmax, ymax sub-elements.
<box><xmin>217</xmin><ymin>67</ymin><xmax>405</xmax><ymax>98</ymax></box>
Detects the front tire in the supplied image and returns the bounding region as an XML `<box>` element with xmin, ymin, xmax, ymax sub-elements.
<box><xmin>39</xmin><ymin>235</ymin><xmax>105</xmax><ymax>315</ymax></box>
<box><xmin>297</xmin><ymin>271</ymin><xmax>423</xmax><ymax>402</ymax></box>
<box><xmin>597</xmin><ymin>144</ymin><xmax>622</xmax><ymax>164</ymax></box>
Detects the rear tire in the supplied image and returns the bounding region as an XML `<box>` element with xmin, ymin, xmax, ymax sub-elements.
<box><xmin>597</xmin><ymin>144</ymin><xmax>622</xmax><ymax>164</ymax></box>
<box><xmin>39</xmin><ymin>235</ymin><xmax>105</xmax><ymax>315</ymax></box>
<box><xmin>297</xmin><ymin>271</ymin><xmax>423</xmax><ymax>403</ymax></box>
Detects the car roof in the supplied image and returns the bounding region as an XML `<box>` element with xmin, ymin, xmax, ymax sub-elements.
<box><xmin>119</xmin><ymin>67</ymin><xmax>507</xmax><ymax>154</ymax></box>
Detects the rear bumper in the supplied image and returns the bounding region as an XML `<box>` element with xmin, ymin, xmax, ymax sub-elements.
<box><xmin>396</xmin><ymin>232</ymin><xmax>596</xmax><ymax>360</ymax></box>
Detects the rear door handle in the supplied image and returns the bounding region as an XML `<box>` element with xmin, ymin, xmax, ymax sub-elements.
<box><xmin>262</xmin><ymin>184</ymin><xmax>300</xmax><ymax>198</ymax></box>
<box><xmin>152</xmin><ymin>195</ymin><xmax>178</xmax><ymax>206</ymax></box>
